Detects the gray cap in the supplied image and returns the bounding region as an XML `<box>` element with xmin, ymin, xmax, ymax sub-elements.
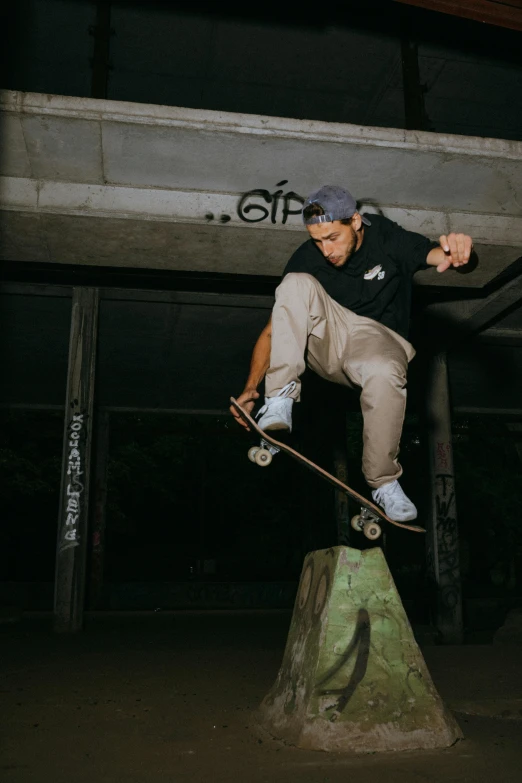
<box><xmin>302</xmin><ymin>184</ymin><xmax>371</xmax><ymax>226</ymax></box>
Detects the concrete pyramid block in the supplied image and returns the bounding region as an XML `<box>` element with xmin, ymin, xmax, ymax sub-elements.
<box><xmin>257</xmin><ymin>546</ymin><xmax>462</xmax><ymax>752</ymax></box>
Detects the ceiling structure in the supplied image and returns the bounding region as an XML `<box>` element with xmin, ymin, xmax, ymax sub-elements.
<box><xmin>1</xmin><ymin>90</ymin><xmax>520</xmax><ymax>279</ymax></box>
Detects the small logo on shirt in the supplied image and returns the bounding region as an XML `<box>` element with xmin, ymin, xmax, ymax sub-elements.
<box><xmin>364</xmin><ymin>264</ymin><xmax>385</xmax><ymax>281</ymax></box>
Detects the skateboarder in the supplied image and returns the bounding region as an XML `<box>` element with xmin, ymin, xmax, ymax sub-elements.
<box><xmin>230</xmin><ymin>185</ymin><xmax>473</xmax><ymax>522</ymax></box>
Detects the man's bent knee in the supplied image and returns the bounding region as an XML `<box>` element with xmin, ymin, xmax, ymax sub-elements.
<box><xmin>360</xmin><ymin>356</ymin><xmax>408</xmax><ymax>386</ymax></box>
<box><xmin>277</xmin><ymin>272</ymin><xmax>320</xmax><ymax>294</ymax></box>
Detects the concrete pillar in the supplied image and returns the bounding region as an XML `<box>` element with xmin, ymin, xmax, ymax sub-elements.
<box><xmin>257</xmin><ymin>546</ymin><xmax>462</xmax><ymax>752</ymax></box>
<box><xmin>54</xmin><ymin>288</ymin><xmax>99</xmax><ymax>633</ymax></box>
<box><xmin>425</xmin><ymin>352</ymin><xmax>463</xmax><ymax>644</ymax></box>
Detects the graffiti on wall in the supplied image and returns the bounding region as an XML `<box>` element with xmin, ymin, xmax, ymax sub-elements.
<box><xmin>435</xmin><ymin>441</ymin><xmax>452</xmax><ymax>472</ymax></box>
<box><xmin>237</xmin><ymin>181</ymin><xmax>305</xmax><ymax>224</ymax></box>
<box><xmin>59</xmin><ymin>412</ymin><xmax>85</xmax><ymax>552</ymax></box>
<box><xmin>435</xmin><ymin>469</ymin><xmax>460</xmax><ymax>613</ymax></box>
<box><xmin>205</xmin><ymin>181</ymin><xmax>304</xmax><ymax>225</ymax></box>
<box><xmin>316</xmin><ymin>607</ymin><xmax>371</xmax><ymax>720</ymax></box>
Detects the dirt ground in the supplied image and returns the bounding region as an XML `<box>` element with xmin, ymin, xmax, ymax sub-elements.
<box><xmin>1</xmin><ymin>612</ymin><xmax>522</xmax><ymax>783</ymax></box>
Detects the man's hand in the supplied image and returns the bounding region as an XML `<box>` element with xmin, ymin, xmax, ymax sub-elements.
<box><xmin>436</xmin><ymin>233</ymin><xmax>473</xmax><ymax>273</ymax></box>
<box><xmin>229</xmin><ymin>388</ymin><xmax>260</xmax><ymax>431</ymax></box>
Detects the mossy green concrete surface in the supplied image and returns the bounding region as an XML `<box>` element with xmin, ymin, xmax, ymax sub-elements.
<box><xmin>257</xmin><ymin>546</ymin><xmax>463</xmax><ymax>752</ymax></box>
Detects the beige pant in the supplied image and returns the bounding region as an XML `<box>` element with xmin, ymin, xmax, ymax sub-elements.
<box><xmin>266</xmin><ymin>273</ymin><xmax>416</xmax><ymax>488</ymax></box>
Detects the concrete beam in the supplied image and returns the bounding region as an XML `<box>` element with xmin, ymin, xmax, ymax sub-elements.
<box><xmin>1</xmin><ymin>90</ymin><xmax>521</xmax><ymax>278</ymax></box>
<box><xmin>462</xmin><ymin>262</ymin><xmax>522</xmax><ymax>334</ymax></box>
<box><xmin>421</xmin><ymin>258</ymin><xmax>522</xmax><ymax>337</ymax></box>
<box><xmin>3</xmin><ymin>175</ymin><xmax>522</xmax><ymax>248</ymax></box>
<box><xmin>54</xmin><ymin>287</ymin><xmax>99</xmax><ymax>633</ymax></box>
<box><xmin>1</xmin><ymin>209</ymin><xmax>519</xmax><ymax>285</ymax></box>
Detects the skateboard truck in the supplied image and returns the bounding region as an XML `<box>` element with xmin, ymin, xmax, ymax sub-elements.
<box><xmin>350</xmin><ymin>507</ymin><xmax>382</xmax><ymax>541</ymax></box>
<box><xmin>248</xmin><ymin>439</ymin><xmax>280</xmax><ymax>466</ymax></box>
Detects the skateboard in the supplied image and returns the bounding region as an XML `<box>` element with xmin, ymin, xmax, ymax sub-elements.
<box><xmin>230</xmin><ymin>397</ymin><xmax>425</xmax><ymax>541</ymax></box>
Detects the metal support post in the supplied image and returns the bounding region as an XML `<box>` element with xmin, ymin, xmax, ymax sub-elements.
<box><xmin>54</xmin><ymin>288</ymin><xmax>99</xmax><ymax>633</ymax></box>
<box><xmin>425</xmin><ymin>352</ymin><xmax>463</xmax><ymax>644</ymax></box>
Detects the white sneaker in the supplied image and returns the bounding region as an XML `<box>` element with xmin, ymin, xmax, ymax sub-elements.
<box><xmin>256</xmin><ymin>381</ymin><xmax>297</xmax><ymax>433</ymax></box>
<box><xmin>372</xmin><ymin>480</ymin><xmax>417</xmax><ymax>522</ymax></box>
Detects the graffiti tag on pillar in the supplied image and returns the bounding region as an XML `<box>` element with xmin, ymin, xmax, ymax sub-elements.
<box><xmin>60</xmin><ymin>413</ymin><xmax>85</xmax><ymax>552</ymax></box>
<box><xmin>237</xmin><ymin>181</ymin><xmax>304</xmax><ymax>225</ymax></box>
<box><xmin>435</xmin><ymin>472</ymin><xmax>459</xmax><ymax>611</ymax></box>
<box><xmin>316</xmin><ymin>607</ymin><xmax>371</xmax><ymax>720</ymax></box>
<box><xmin>435</xmin><ymin>441</ymin><xmax>451</xmax><ymax>471</ymax></box>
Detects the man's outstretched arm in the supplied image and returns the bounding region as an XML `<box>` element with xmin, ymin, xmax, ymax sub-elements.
<box><xmin>230</xmin><ymin>316</ymin><xmax>272</xmax><ymax>430</ymax></box>
<box><xmin>427</xmin><ymin>232</ymin><xmax>473</xmax><ymax>272</ymax></box>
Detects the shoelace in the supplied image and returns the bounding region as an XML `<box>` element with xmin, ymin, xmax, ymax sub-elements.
<box><xmin>373</xmin><ymin>481</ymin><xmax>400</xmax><ymax>505</ymax></box>
<box><xmin>256</xmin><ymin>381</ymin><xmax>297</xmax><ymax>419</ymax></box>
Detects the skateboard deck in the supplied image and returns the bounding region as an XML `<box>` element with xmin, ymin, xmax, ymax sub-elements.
<box><xmin>230</xmin><ymin>397</ymin><xmax>425</xmax><ymax>539</ymax></box>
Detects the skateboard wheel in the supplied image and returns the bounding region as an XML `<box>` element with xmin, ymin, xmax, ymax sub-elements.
<box><xmin>254</xmin><ymin>448</ymin><xmax>272</xmax><ymax>467</ymax></box>
<box><xmin>248</xmin><ymin>446</ymin><xmax>260</xmax><ymax>463</ymax></box>
<box><xmin>363</xmin><ymin>521</ymin><xmax>382</xmax><ymax>540</ymax></box>
<box><xmin>351</xmin><ymin>514</ymin><xmax>362</xmax><ymax>531</ymax></box>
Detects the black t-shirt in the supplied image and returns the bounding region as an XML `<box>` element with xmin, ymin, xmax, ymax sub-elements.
<box><xmin>282</xmin><ymin>214</ymin><xmax>438</xmax><ymax>338</ymax></box>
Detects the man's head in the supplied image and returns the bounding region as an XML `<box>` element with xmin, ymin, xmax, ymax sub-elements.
<box><xmin>302</xmin><ymin>185</ymin><xmax>369</xmax><ymax>268</ymax></box>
